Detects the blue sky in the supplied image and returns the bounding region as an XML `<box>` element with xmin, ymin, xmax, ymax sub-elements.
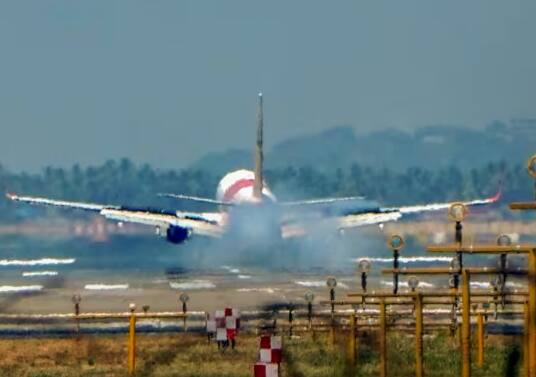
<box><xmin>0</xmin><ymin>1</ymin><xmax>535</xmax><ymax>171</ymax></box>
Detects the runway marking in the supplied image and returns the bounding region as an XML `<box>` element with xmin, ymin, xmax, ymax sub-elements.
<box><xmin>85</xmin><ymin>284</ymin><xmax>129</xmax><ymax>290</ymax></box>
<box><xmin>0</xmin><ymin>285</ymin><xmax>43</xmax><ymax>293</ymax></box>
<box><xmin>0</xmin><ymin>258</ymin><xmax>75</xmax><ymax>266</ymax></box>
<box><xmin>22</xmin><ymin>271</ymin><xmax>58</xmax><ymax>277</ymax></box>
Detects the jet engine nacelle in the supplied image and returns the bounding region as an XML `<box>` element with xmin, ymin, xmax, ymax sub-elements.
<box><xmin>166</xmin><ymin>226</ymin><xmax>190</xmax><ymax>244</ymax></box>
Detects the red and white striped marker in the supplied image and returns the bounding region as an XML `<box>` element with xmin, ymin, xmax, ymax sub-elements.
<box><xmin>259</xmin><ymin>335</ymin><xmax>282</xmax><ymax>364</ymax></box>
<box><xmin>259</xmin><ymin>349</ymin><xmax>282</xmax><ymax>364</ymax></box>
<box><xmin>209</xmin><ymin>308</ymin><xmax>240</xmax><ymax>342</ymax></box>
<box><xmin>253</xmin><ymin>362</ymin><xmax>278</xmax><ymax>377</ymax></box>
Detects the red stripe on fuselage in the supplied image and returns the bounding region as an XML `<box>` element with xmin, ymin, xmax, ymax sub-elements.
<box><xmin>222</xmin><ymin>178</ymin><xmax>255</xmax><ymax>202</ymax></box>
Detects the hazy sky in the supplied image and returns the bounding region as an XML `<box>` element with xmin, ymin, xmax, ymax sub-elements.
<box><xmin>0</xmin><ymin>1</ymin><xmax>535</xmax><ymax>171</ymax></box>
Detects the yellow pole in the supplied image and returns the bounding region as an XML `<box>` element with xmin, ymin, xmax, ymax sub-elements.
<box><xmin>348</xmin><ymin>312</ymin><xmax>356</xmax><ymax>365</ymax></box>
<box><xmin>415</xmin><ymin>293</ymin><xmax>424</xmax><ymax>377</ymax></box>
<box><xmin>525</xmin><ymin>301</ymin><xmax>530</xmax><ymax>377</ymax></box>
<box><xmin>329</xmin><ymin>323</ymin><xmax>335</xmax><ymax>347</ymax></box>
<box><xmin>329</xmin><ymin>304</ymin><xmax>335</xmax><ymax>347</ymax></box>
<box><xmin>461</xmin><ymin>269</ymin><xmax>471</xmax><ymax>377</ymax></box>
<box><xmin>528</xmin><ymin>249</ymin><xmax>536</xmax><ymax>377</ymax></box>
<box><xmin>128</xmin><ymin>313</ymin><xmax>136</xmax><ymax>375</ymax></box>
<box><xmin>476</xmin><ymin>312</ymin><xmax>484</xmax><ymax>367</ymax></box>
<box><xmin>380</xmin><ymin>298</ymin><xmax>387</xmax><ymax>377</ymax></box>
<box><xmin>328</xmin><ymin>289</ymin><xmax>335</xmax><ymax>347</ymax></box>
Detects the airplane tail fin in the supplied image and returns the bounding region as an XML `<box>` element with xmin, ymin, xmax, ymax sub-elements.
<box><xmin>253</xmin><ymin>92</ymin><xmax>264</xmax><ymax>200</ymax></box>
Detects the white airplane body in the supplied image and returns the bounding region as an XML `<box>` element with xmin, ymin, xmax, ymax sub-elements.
<box><xmin>7</xmin><ymin>94</ymin><xmax>500</xmax><ymax>245</ymax></box>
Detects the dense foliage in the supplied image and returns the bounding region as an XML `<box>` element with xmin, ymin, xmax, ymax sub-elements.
<box><xmin>0</xmin><ymin>158</ymin><xmax>531</xmax><ymax>222</ymax></box>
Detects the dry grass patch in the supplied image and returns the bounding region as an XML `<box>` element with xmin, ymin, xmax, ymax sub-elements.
<box><xmin>0</xmin><ymin>331</ymin><xmax>524</xmax><ymax>377</ymax></box>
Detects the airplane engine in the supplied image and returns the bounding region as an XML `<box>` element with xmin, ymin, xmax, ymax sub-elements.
<box><xmin>166</xmin><ymin>226</ymin><xmax>190</xmax><ymax>244</ymax></box>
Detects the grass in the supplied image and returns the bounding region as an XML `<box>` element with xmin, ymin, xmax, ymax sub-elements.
<box><xmin>0</xmin><ymin>331</ymin><xmax>525</xmax><ymax>377</ymax></box>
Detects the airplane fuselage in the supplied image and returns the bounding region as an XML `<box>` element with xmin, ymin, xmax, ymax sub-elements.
<box><xmin>215</xmin><ymin>169</ymin><xmax>285</xmax><ymax>241</ymax></box>
<box><xmin>216</xmin><ymin>169</ymin><xmax>276</xmax><ymax>205</ymax></box>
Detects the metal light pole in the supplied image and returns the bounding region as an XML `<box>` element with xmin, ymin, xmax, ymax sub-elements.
<box><xmin>449</xmin><ymin>202</ymin><xmax>468</xmax><ymax>287</ymax></box>
<box><xmin>358</xmin><ymin>259</ymin><xmax>371</xmax><ymax>293</ymax></box>
<box><xmin>326</xmin><ymin>277</ymin><xmax>337</xmax><ymax>346</ymax></box>
<box><xmin>304</xmin><ymin>291</ymin><xmax>314</xmax><ymax>331</ymax></box>
<box><xmin>179</xmin><ymin>293</ymin><xmax>189</xmax><ymax>332</ymax></box>
<box><xmin>388</xmin><ymin>235</ymin><xmax>405</xmax><ymax>294</ymax></box>
<box><xmin>71</xmin><ymin>294</ymin><xmax>82</xmax><ymax>335</ymax></box>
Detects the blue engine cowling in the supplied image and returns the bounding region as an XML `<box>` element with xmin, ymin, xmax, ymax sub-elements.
<box><xmin>166</xmin><ymin>226</ymin><xmax>190</xmax><ymax>244</ymax></box>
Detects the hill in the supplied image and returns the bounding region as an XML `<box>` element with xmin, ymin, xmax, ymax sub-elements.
<box><xmin>190</xmin><ymin>121</ymin><xmax>536</xmax><ymax>176</ymax></box>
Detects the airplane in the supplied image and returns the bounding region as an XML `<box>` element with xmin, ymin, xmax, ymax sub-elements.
<box><xmin>6</xmin><ymin>93</ymin><xmax>501</xmax><ymax>244</ymax></box>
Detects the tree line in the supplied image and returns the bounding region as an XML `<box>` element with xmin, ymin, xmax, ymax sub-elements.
<box><xmin>0</xmin><ymin>158</ymin><xmax>531</xmax><ymax>222</ymax></box>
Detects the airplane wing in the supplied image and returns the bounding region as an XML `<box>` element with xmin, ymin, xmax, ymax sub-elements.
<box><xmin>380</xmin><ymin>190</ymin><xmax>502</xmax><ymax>215</ymax></box>
<box><xmin>159</xmin><ymin>193</ymin><xmax>369</xmax><ymax>208</ymax></box>
<box><xmin>157</xmin><ymin>193</ymin><xmax>234</xmax><ymax>206</ymax></box>
<box><xmin>282</xmin><ymin>190</ymin><xmax>501</xmax><ymax>237</ymax></box>
<box><xmin>6</xmin><ymin>193</ymin><xmax>224</xmax><ymax>238</ymax></box>
<box><xmin>279</xmin><ymin>196</ymin><xmax>366</xmax><ymax>206</ymax></box>
<box><xmin>338</xmin><ymin>190</ymin><xmax>501</xmax><ymax>229</ymax></box>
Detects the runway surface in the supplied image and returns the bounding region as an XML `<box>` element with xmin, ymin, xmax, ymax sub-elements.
<box><xmin>0</xmin><ymin>230</ymin><xmax>531</xmax><ymax>314</ymax></box>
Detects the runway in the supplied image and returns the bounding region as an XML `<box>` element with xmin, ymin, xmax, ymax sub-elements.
<box><xmin>0</xmin><ymin>229</ymin><xmax>531</xmax><ymax>314</ymax></box>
